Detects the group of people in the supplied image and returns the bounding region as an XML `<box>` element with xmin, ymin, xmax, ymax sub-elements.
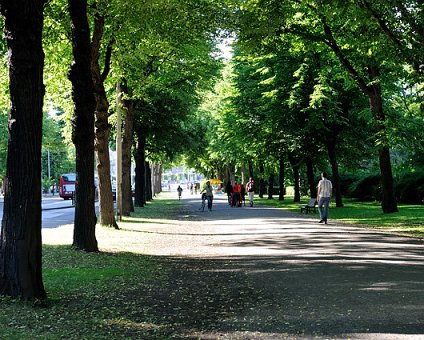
<box><xmin>177</xmin><ymin>172</ymin><xmax>333</xmax><ymax>224</ymax></box>
<box><xmin>225</xmin><ymin>178</ymin><xmax>255</xmax><ymax>208</ymax></box>
<box><xmin>193</xmin><ymin>178</ymin><xmax>256</xmax><ymax>212</ymax></box>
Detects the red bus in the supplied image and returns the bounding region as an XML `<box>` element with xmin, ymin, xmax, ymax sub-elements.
<box><xmin>59</xmin><ymin>173</ymin><xmax>76</xmax><ymax>200</ymax></box>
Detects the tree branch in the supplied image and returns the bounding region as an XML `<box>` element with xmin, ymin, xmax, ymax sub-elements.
<box><xmin>320</xmin><ymin>20</ymin><xmax>371</xmax><ymax>96</ymax></box>
<box><xmin>101</xmin><ymin>40</ymin><xmax>113</xmax><ymax>82</ymax></box>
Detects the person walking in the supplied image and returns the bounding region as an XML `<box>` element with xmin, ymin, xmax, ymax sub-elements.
<box><xmin>246</xmin><ymin>177</ymin><xmax>255</xmax><ymax>207</ymax></box>
<box><xmin>201</xmin><ymin>181</ymin><xmax>214</xmax><ymax>211</ymax></box>
<box><xmin>232</xmin><ymin>181</ymin><xmax>242</xmax><ymax>207</ymax></box>
<box><xmin>317</xmin><ymin>172</ymin><xmax>332</xmax><ymax>224</ymax></box>
<box><xmin>177</xmin><ymin>185</ymin><xmax>183</xmax><ymax>200</ymax></box>
<box><xmin>225</xmin><ymin>181</ymin><xmax>233</xmax><ymax>205</ymax></box>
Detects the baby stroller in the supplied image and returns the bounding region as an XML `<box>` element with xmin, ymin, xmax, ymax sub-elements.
<box><xmin>231</xmin><ymin>192</ymin><xmax>241</xmax><ymax>207</ymax></box>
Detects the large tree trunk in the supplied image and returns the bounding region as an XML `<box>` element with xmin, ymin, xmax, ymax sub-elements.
<box><xmin>146</xmin><ymin>162</ymin><xmax>152</xmax><ymax>201</ymax></box>
<box><xmin>91</xmin><ymin>13</ymin><xmax>117</xmax><ymax>228</ymax></box>
<box><xmin>278</xmin><ymin>154</ymin><xmax>285</xmax><ymax>201</ymax></box>
<box><xmin>267</xmin><ymin>172</ymin><xmax>275</xmax><ymax>199</ymax></box>
<box><xmin>134</xmin><ymin>131</ymin><xmax>146</xmax><ymax>207</ymax></box>
<box><xmin>258</xmin><ymin>162</ymin><xmax>266</xmax><ymax>198</ymax></box>
<box><xmin>248</xmin><ymin>160</ymin><xmax>254</xmax><ymax>179</ymax></box>
<box><xmin>326</xmin><ymin>137</ymin><xmax>343</xmax><ymax>207</ymax></box>
<box><xmin>68</xmin><ymin>0</ymin><xmax>98</xmax><ymax>251</ymax></box>
<box><xmin>0</xmin><ymin>0</ymin><xmax>47</xmax><ymax>299</ymax></box>
<box><xmin>323</xmin><ymin>24</ymin><xmax>397</xmax><ymax>213</ymax></box>
<box><xmin>289</xmin><ymin>154</ymin><xmax>301</xmax><ymax>202</ymax></box>
<box><xmin>118</xmin><ymin>82</ymin><xmax>135</xmax><ymax>216</ymax></box>
<box><xmin>305</xmin><ymin>157</ymin><xmax>317</xmax><ymax>198</ymax></box>
<box><xmin>368</xmin><ymin>65</ymin><xmax>398</xmax><ymax>213</ymax></box>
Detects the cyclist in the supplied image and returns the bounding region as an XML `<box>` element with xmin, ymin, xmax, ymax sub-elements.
<box><xmin>200</xmin><ymin>181</ymin><xmax>214</xmax><ymax>211</ymax></box>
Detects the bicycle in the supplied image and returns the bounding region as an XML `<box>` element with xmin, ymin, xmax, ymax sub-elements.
<box><xmin>199</xmin><ymin>193</ymin><xmax>207</xmax><ymax>211</ymax></box>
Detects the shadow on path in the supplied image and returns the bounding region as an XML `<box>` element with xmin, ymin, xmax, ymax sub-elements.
<box><xmin>127</xmin><ymin>193</ymin><xmax>424</xmax><ymax>339</ymax></box>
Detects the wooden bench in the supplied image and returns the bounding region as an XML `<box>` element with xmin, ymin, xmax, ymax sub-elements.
<box><xmin>300</xmin><ymin>198</ymin><xmax>317</xmax><ymax>214</ymax></box>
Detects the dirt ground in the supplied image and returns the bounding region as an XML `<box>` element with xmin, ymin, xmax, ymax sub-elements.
<box><xmin>114</xmin><ymin>192</ymin><xmax>424</xmax><ymax>339</ymax></box>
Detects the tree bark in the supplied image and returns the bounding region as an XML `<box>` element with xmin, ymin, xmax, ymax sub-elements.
<box><xmin>134</xmin><ymin>131</ymin><xmax>146</xmax><ymax>207</ymax></box>
<box><xmin>326</xmin><ymin>136</ymin><xmax>343</xmax><ymax>207</ymax></box>
<box><xmin>258</xmin><ymin>162</ymin><xmax>265</xmax><ymax>198</ymax></box>
<box><xmin>267</xmin><ymin>172</ymin><xmax>275</xmax><ymax>199</ymax></box>
<box><xmin>0</xmin><ymin>0</ymin><xmax>47</xmax><ymax>299</ymax></box>
<box><xmin>323</xmin><ymin>22</ymin><xmax>398</xmax><ymax>213</ymax></box>
<box><xmin>289</xmin><ymin>153</ymin><xmax>301</xmax><ymax>202</ymax></box>
<box><xmin>146</xmin><ymin>162</ymin><xmax>152</xmax><ymax>201</ymax></box>
<box><xmin>278</xmin><ymin>154</ymin><xmax>285</xmax><ymax>200</ymax></box>
<box><xmin>248</xmin><ymin>160</ymin><xmax>254</xmax><ymax>179</ymax></box>
<box><xmin>367</xmin><ymin>65</ymin><xmax>398</xmax><ymax>213</ymax></box>
<box><xmin>68</xmin><ymin>0</ymin><xmax>98</xmax><ymax>251</ymax></box>
<box><xmin>91</xmin><ymin>13</ymin><xmax>117</xmax><ymax>228</ymax></box>
<box><xmin>305</xmin><ymin>157</ymin><xmax>317</xmax><ymax>198</ymax></box>
<box><xmin>118</xmin><ymin>82</ymin><xmax>135</xmax><ymax>216</ymax></box>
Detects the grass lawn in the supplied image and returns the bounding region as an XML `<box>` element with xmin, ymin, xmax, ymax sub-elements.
<box><xmin>255</xmin><ymin>196</ymin><xmax>424</xmax><ymax>237</ymax></box>
<box><xmin>0</xmin><ymin>198</ymin><xmax>184</xmax><ymax>340</ymax></box>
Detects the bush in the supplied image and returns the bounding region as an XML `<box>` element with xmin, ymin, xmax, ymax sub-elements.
<box><xmin>396</xmin><ymin>171</ymin><xmax>424</xmax><ymax>204</ymax></box>
<box><xmin>339</xmin><ymin>174</ymin><xmax>361</xmax><ymax>196</ymax></box>
<box><xmin>347</xmin><ymin>174</ymin><xmax>382</xmax><ymax>201</ymax></box>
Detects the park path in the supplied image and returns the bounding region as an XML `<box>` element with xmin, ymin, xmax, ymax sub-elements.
<box><xmin>128</xmin><ymin>192</ymin><xmax>424</xmax><ymax>339</ymax></box>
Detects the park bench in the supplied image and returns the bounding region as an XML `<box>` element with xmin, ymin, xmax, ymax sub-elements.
<box><xmin>300</xmin><ymin>198</ymin><xmax>317</xmax><ymax>214</ymax></box>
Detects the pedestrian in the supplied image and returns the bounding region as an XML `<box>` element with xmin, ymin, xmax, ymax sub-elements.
<box><xmin>317</xmin><ymin>172</ymin><xmax>332</xmax><ymax>224</ymax></box>
<box><xmin>225</xmin><ymin>181</ymin><xmax>233</xmax><ymax>205</ymax></box>
<box><xmin>232</xmin><ymin>181</ymin><xmax>241</xmax><ymax>207</ymax></box>
<box><xmin>201</xmin><ymin>181</ymin><xmax>214</xmax><ymax>211</ymax></box>
<box><xmin>246</xmin><ymin>177</ymin><xmax>255</xmax><ymax>207</ymax></box>
<box><xmin>177</xmin><ymin>185</ymin><xmax>183</xmax><ymax>200</ymax></box>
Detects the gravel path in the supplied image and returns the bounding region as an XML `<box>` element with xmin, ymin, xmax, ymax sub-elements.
<box><xmin>120</xmin><ymin>193</ymin><xmax>424</xmax><ymax>339</ymax></box>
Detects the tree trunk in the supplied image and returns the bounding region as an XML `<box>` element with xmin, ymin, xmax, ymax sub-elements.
<box><xmin>368</xmin><ymin>65</ymin><xmax>398</xmax><ymax>213</ymax></box>
<box><xmin>267</xmin><ymin>172</ymin><xmax>275</xmax><ymax>199</ymax></box>
<box><xmin>305</xmin><ymin>157</ymin><xmax>317</xmax><ymax>198</ymax></box>
<box><xmin>146</xmin><ymin>161</ymin><xmax>152</xmax><ymax>201</ymax></box>
<box><xmin>0</xmin><ymin>0</ymin><xmax>47</xmax><ymax>299</ymax></box>
<box><xmin>326</xmin><ymin>137</ymin><xmax>343</xmax><ymax>207</ymax></box>
<box><xmin>134</xmin><ymin>131</ymin><xmax>146</xmax><ymax>207</ymax></box>
<box><xmin>248</xmin><ymin>160</ymin><xmax>254</xmax><ymax>179</ymax></box>
<box><xmin>91</xmin><ymin>13</ymin><xmax>117</xmax><ymax>228</ymax></box>
<box><xmin>258</xmin><ymin>162</ymin><xmax>265</xmax><ymax>198</ymax></box>
<box><xmin>68</xmin><ymin>0</ymin><xmax>98</xmax><ymax>251</ymax></box>
<box><xmin>241</xmin><ymin>163</ymin><xmax>246</xmax><ymax>185</ymax></box>
<box><xmin>119</xmin><ymin>82</ymin><xmax>135</xmax><ymax>216</ymax></box>
<box><xmin>278</xmin><ymin>154</ymin><xmax>285</xmax><ymax>201</ymax></box>
<box><xmin>322</xmin><ymin>24</ymin><xmax>397</xmax><ymax>213</ymax></box>
<box><xmin>289</xmin><ymin>154</ymin><xmax>301</xmax><ymax>202</ymax></box>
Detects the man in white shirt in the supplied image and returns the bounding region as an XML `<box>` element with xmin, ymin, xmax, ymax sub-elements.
<box><xmin>317</xmin><ymin>172</ymin><xmax>332</xmax><ymax>224</ymax></box>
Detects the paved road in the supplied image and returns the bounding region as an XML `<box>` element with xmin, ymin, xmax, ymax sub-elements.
<box><xmin>136</xmin><ymin>192</ymin><xmax>424</xmax><ymax>339</ymax></box>
<box><xmin>0</xmin><ymin>195</ymin><xmax>94</xmax><ymax>229</ymax></box>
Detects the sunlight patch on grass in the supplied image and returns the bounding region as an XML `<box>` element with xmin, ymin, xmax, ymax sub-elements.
<box><xmin>255</xmin><ymin>196</ymin><xmax>424</xmax><ymax>237</ymax></box>
<box><xmin>104</xmin><ymin>318</ymin><xmax>163</xmax><ymax>332</ymax></box>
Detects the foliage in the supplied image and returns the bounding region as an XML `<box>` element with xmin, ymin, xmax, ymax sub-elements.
<box><xmin>347</xmin><ymin>174</ymin><xmax>382</xmax><ymax>201</ymax></box>
<box><xmin>395</xmin><ymin>170</ymin><xmax>424</xmax><ymax>204</ymax></box>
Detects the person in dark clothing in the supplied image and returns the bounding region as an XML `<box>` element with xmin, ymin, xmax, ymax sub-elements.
<box><xmin>225</xmin><ymin>181</ymin><xmax>233</xmax><ymax>205</ymax></box>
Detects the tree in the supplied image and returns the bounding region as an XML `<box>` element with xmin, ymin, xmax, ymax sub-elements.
<box><xmin>0</xmin><ymin>0</ymin><xmax>47</xmax><ymax>299</ymax></box>
<box><xmin>68</xmin><ymin>0</ymin><xmax>98</xmax><ymax>251</ymax></box>
<box><xmin>90</xmin><ymin>5</ymin><xmax>118</xmax><ymax>229</ymax></box>
<box><xmin>236</xmin><ymin>0</ymin><xmax>400</xmax><ymax>213</ymax></box>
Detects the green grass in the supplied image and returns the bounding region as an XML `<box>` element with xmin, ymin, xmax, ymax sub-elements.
<box><xmin>0</xmin><ymin>197</ymin><xmax>185</xmax><ymax>340</ymax></box>
<box><xmin>255</xmin><ymin>196</ymin><xmax>424</xmax><ymax>236</ymax></box>
<box><xmin>0</xmin><ymin>246</ymin><xmax>171</xmax><ymax>339</ymax></box>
